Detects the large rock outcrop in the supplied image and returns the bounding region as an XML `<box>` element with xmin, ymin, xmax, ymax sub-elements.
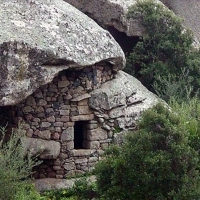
<box><xmin>64</xmin><ymin>0</ymin><xmax>144</xmax><ymax>36</ymax></box>
<box><xmin>0</xmin><ymin>0</ymin><xmax>125</xmax><ymax>106</ymax></box>
<box><xmin>161</xmin><ymin>0</ymin><xmax>200</xmax><ymax>43</ymax></box>
<box><xmin>89</xmin><ymin>71</ymin><xmax>160</xmax><ymax>129</ymax></box>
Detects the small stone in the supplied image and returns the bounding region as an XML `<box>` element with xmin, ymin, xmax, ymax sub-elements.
<box><xmin>35</xmin><ymin>106</ymin><xmax>44</xmax><ymax>113</ymax></box>
<box><xmin>71</xmin><ymin>114</ymin><xmax>94</xmax><ymax>121</ymax></box>
<box><xmin>61</xmin><ymin>127</ymin><xmax>74</xmax><ymax>141</ymax></box>
<box><xmin>26</xmin><ymin>96</ymin><xmax>36</xmax><ymax>106</ymax></box>
<box><xmin>87</xmin><ymin>141</ymin><xmax>100</xmax><ymax>149</ymax></box>
<box><xmin>37</xmin><ymin>99</ymin><xmax>47</xmax><ymax>106</ymax></box>
<box><xmin>87</xmin><ymin>128</ymin><xmax>107</xmax><ymax>141</ymax></box>
<box><xmin>60</xmin><ymin>116</ymin><xmax>69</xmax><ymax>122</ymax></box>
<box><xmin>55</xmin><ymin>127</ymin><xmax>62</xmax><ymax>133</ymax></box>
<box><xmin>51</xmin><ymin>132</ymin><xmax>60</xmax><ymax>140</ymax></box>
<box><xmin>102</xmin><ymin>124</ymin><xmax>111</xmax><ymax>131</ymax></box>
<box><xmin>47</xmin><ymin>116</ymin><xmax>56</xmax><ymax>123</ymax></box>
<box><xmin>98</xmin><ymin>118</ymin><xmax>104</xmax><ymax>123</ymax></box>
<box><xmin>66</xmin><ymin>122</ymin><xmax>74</xmax><ymax>127</ymax></box>
<box><xmin>89</xmin><ymin>157</ymin><xmax>98</xmax><ymax>163</ymax></box>
<box><xmin>78</xmin><ymin>99</ymin><xmax>88</xmax><ymax>106</ymax></box>
<box><xmin>26</xmin><ymin>129</ymin><xmax>33</xmax><ymax>137</ymax></box>
<box><xmin>34</xmin><ymin>90</ymin><xmax>43</xmax><ymax>98</ymax></box>
<box><xmin>56</xmin><ymin>175</ymin><xmax>64</xmax><ymax>179</ymax></box>
<box><xmin>54</xmin><ymin>122</ymin><xmax>63</xmax><ymax>127</ymax></box>
<box><xmin>78</xmin><ymin>106</ymin><xmax>91</xmax><ymax>114</ymax></box>
<box><xmin>41</xmin><ymin>122</ymin><xmax>51</xmax><ymax>128</ymax></box>
<box><xmin>101</xmin><ymin>143</ymin><xmax>109</xmax><ymax>150</ymax></box>
<box><xmin>58</xmin><ymin>80</ymin><xmax>70</xmax><ymax>88</ymax></box>
<box><xmin>53</xmin><ymin>166</ymin><xmax>62</xmax><ymax>170</ymax></box>
<box><xmin>64</xmin><ymin>163</ymin><xmax>75</xmax><ymax>171</ymax></box>
<box><xmin>59</xmin><ymin>110</ymin><xmax>70</xmax><ymax>115</ymax></box>
<box><xmin>66</xmin><ymin>141</ymin><xmax>74</xmax><ymax>150</ymax></box>
<box><xmin>75</xmin><ymin>158</ymin><xmax>87</xmax><ymax>164</ymax></box>
<box><xmin>38</xmin><ymin>130</ymin><xmax>51</xmax><ymax>140</ymax></box>
<box><xmin>22</xmin><ymin>106</ymin><xmax>33</xmax><ymax>113</ymax></box>
<box><xmin>87</xmin><ymin>123</ymin><xmax>98</xmax><ymax>130</ymax></box>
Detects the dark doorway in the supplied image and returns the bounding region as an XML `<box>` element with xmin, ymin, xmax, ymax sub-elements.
<box><xmin>74</xmin><ymin>121</ymin><xmax>86</xmax><ymax>149</ymax></box>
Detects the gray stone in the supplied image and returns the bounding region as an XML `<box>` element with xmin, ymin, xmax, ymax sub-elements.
<box><xmin>37</xmin><ymin>99</ymin><xmax>47</xmax><ymax>106</ymax></box>
<box><xmin>59</xmin><ymin>110</ymin><xmax>70</xmax><ymax>116</ymax></box>
<box><xmin>64</xmin><ymin>163</ymin><xmax>75</xmax><ymax>171</ymax></box>
<box><xmin>26</xmin><ymin>96</ymin><xmax>36</xmax><ymax>106</ymax></box>
<box><xmin>109</xmin><ymin>106</ymin><xmax>126</xmax><ymax>118</ymax></box>
<box><xmin>89</xmin><ymin>71</ymin><xmax>160</xmax><ymax>129</ymax></box>
<box><xmin>41</xmin><ymin>122</ymin><xmax>51</xmax><ymax>128</ymax></box>
<box><xmin>87</xmin><ymin>128</ymin><xmax>108</xmax><ymax>141</ymax></box>
<box><xmin>71</xmin><ymin>93</ymin><xmax>91</xmax><ymax>102</ymax></box>
<box><xmin>58</xmin><ymin>80</ymin><xmax>70</xmax><ymax>88</ymax></box>
<box><xmin>38</xmin><ymin>130</ymin><xmax>51</xmax><ymax>140</ymax></box>
<box><xmin>61</xmin><ymin>127</ymin><xmax>74</xmax><ymax>141</ymax></box>
<box><xmin>75</xmin><ymin>158</ymin><xmax>87</xmax><ymax>164</ymax></box>
<box><xmin>78</xmin><ymin>106</ymin><xmax>91</xmax><ymax>115</ymax></box>
<box><xmin>70</xmin><ymin>149</ymin><xmax>94</xmax><ymax>157</ymax></box>
<box><xmin>87</xmin><ymin>141</ymin><xmax>100</xmax><ymax>149</ymax></box>
<box><xmin>22</xmin><ymin>106</ymin><xmax>33</xmax><ymax>113</ymax></box>
<box><xmin>0</xmin><ymin>0</ymin><xmax>125</xmax><ymax>106</ymax></box>
<box><xmin>47</xmin><ymin>116</ymin><xmax>56</xmax><ymax>123</ymax></box>
<box><xmin>65</xmin><ymin>0</ymin><xmax>144</xmax><ymax>36</ymax></box>
<box><xmin>21</xmin><ymin>137</ymin><xmax>61</xmax><ymax>159</ymax></box>
<box><xmin>71</xmin><ymin>114</ymin><xmax>94</xmax><ymax>121</ymax></box>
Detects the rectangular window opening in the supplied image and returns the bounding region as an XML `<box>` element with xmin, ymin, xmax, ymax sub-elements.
<box><xmin>74</xmin><ymin>121</ymin><xmax>87</xmax><ymax>149</ymax></box>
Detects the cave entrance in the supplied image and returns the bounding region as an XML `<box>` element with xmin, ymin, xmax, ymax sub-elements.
<box><xmin>107</xmin><ymin>26</ymin><xmax>140</xmax><ymax>55</ymax></box>
<box><xmin>74</xmin><ymin>121</ymin><xmax>88</xmax><ymax>149</ymax></box>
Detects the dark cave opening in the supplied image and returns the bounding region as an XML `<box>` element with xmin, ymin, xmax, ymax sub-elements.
<box><xmin>107</xmin><ymin>26</ymin><xmax>140</xmax><ymax>55</ymax></box>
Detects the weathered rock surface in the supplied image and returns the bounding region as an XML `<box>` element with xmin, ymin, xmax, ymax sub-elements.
<box><xmin>21</xmin><ymin>137</ymin><xmax>61</xmax><ymax>159</ymax></box>
<box><xmin>0</xmin><ymin>0</ymin><xmax>125</xmax><ymax>106</ymax></box>
<box><xmin>89</xmin><ymin>71</ymin><xmax>160</xmax><ymax>129</ymax></box>
<box><xmin>65</xmin><ymin>0</ymin><xmax>143</xmax><ymax>36</ymax></box>
<box><xmin>34</xmin><ymin>176</ymin><xmax>96</xmax><ymax>192</ymax></box>
<box><xmin>161</xmin><ymin>0</ymin><xmax>200</xmax><ymax>43</ymax></box>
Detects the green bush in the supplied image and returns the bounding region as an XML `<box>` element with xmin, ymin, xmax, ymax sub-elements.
<box><xmin>125</xmin><ymin>0</ymin><xmax>200</xmax><ymax>101</ymax></box>
<box><xmin>0</xmin><ymin>125</ymin><xmax>41</xmax><ymax>200</ymax></box>
<box><xmin>169</xmin><ymin>97</ymin><xmax>200</xmax><ymax>170</ymax></box>
<box><xmin>42</xmin><ymin>177</ymin><xmax>100</xmax><ymax>200</ymax></box>
<box><xmin>95</xmin><ymin>104</ymin><xmax>200</xmax><ymax>200</ymax></box>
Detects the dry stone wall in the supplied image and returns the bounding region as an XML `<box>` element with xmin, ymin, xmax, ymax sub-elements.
<box><xmin>16</xmin><ymin>63</ymin><xmax>116</xmax><ymax>178</ymax></box>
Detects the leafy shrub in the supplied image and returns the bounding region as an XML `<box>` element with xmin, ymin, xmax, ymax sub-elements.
<box><xmin>42</xmin><ymin>177</ymin><xmax>99</xmax><ymax>200</ymax></box>
<box><xmin>14</xmin><ymin>184</ymin><xmax>46</xmax><ymax>200</ymax></box>
<box><xmin>0</xmin><ymin>125</ymin><xmax>41</xmax><ymax>200</ymax></box>
<box><xmin>125</xmin><ymin>0</ymin><xmax>200</xmax><ymax>101</ymax></box>
<box><xmin>169</xmin><ymin>98</ymin><xmax>200</xmax><ymax>170</ymax></box>
<box><xmin>95</xmin><ymin>104</ymin><xmax>200</xmax><ymax>200</ymax></box>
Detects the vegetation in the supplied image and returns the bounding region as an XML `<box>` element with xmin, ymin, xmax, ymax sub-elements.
<box><xmin>0</xmin><ymin>125</ymin><xmax>42</xmax><ymax>200</ymax></box>
<box><xmin>95</xmin><ymin>103</ymin><xmax>200</xmax><ymax>200</ymax></box>
<box><xmin>125</xmin><ymin>0</ymin><xmax>200</xmax><ymax>101</ymax></box>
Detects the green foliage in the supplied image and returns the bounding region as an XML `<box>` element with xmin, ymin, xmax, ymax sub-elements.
<box><xmin>0</xmin><ymin>125</ymin><xmax>41</xmax><ymax>200</ymax></box>
<box><xmin>73</xmin><ymin>177</ymin><xmax>98</xmax><ymax>200</ymax></box>
<box><xmin>42</xmin><ymin>177</ymin><xmax>100</xmax><ymax>200</ymax></box>
<box><xmin>169</xmin><ymin>98</ymin><xmax>200</xmax><ymax>169</ymax></box>
<box><xmin>14</xmin><ymin>184</ymin><xmax>46</xmax><ymax>200</ymax></box>
<box><xmin>95</xmin><ymin>104</ymin><xmax>200</xmax><ymax>200</ymax></box>
<box><xmin>42</xmin><ymin>188</ymin><xmax>77</xmax><ymax>200</ymax></box>
<box><xmin>125</xmin><ymin>0</ymin><xmax>200</xmax><ymax>101</ymax></box>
